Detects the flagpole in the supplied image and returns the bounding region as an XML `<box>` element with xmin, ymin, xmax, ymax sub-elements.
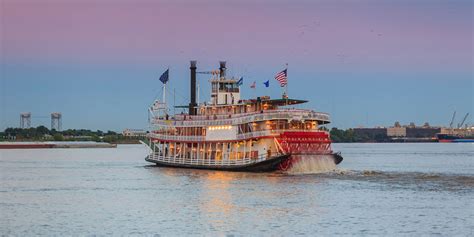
<box><xmin>163</xmin><ymin>83</ymin><xmax>166</xmax><ymax>104</ymax></box>
<box><xmin>163</xmin><ymin>67</ymin><xmax>169</xmax><ymax>106</ymax></box>
<box><xmin>285</xmin><ymin>63</ymin><xmax>288</xmax><ymax>106</ymax></box>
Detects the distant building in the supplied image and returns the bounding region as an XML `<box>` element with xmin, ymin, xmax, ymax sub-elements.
<box><xmin>386</xmin><ymin>123</ymin><xmax>441</xmax><ymax>138</ymax></box>
<box><xmin>387</xmin><ymin>127</ymin><xmax>406</xmax><ymax>137</ymax></box>
<box><xmin>440</xmin><ymin>127</ymin><xmax>474</xmax><ymax>137</ymax></box>
<box><xmin>406</xmin><ymin>127</ymin><xmax>440</xmax><ymax>138</ymax></box>
<box><xmin>122</xmin><ymin>129</ymin><xmax>147</xmax><ymax>137</ymax></box>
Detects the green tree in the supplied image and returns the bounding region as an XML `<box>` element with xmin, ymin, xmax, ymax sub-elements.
<box><xmin>103</xmin><ymin>135</ymin><xmax>118</xmax><ymax>143</ymax></box>
<box><xmin>91</xmin><ymin>134</ymin><xmax>102</xmax><ymax>142</ymax></box>
<box><xmin>36</xmin><ymin>126</ymin><xmax>50</xmax><ymax>136</ymax></box>
<box><xmin>53</xmin><ymin>133</ymin><xmax>64</xmax><ymax>141</ymax></box>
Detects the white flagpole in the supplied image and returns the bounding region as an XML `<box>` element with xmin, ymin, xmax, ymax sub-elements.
<box><xmin>285</xmin><ymin>63</ymin><xmax>288</xmax><ymax>105</ymax></box>
<box><xmin>163</xmin><ymin>67</ymin><xmax>169</xmax><ymax>106</ymax></box>
<box><xmin>163</xmin><ymin>83</ymin><xmax>166</xmax><ymax>104</ymax></box>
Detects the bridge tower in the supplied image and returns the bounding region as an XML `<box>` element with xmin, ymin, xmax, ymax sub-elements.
<box><xmin>20</xmin><ymin>112</ymin><xmax>32</xmax><ymax>129</ymax></box>
<box><xmin>51</xmin><ymin>112</ymin><xmax>62</xmax><ymax>131</ymax></box>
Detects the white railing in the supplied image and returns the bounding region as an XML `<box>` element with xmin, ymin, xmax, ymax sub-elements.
<box><xmin>148</xmin><ymin>129</ymin><xmax>328</xmax><ymax>142</ymax></box>
<box><xmin>148</xmin><ymin>133</ymin><xmax>206</xmax><ymax>141</ymax></box>
<box><xmin>152</xmin><ymin>109</ymin><xmax>330</xmax><ymax>127</ymax></box>
<box><xmin>147</xmin><ymin>152</ymin><xmax>271</xmax><ymax>166</ymax></box>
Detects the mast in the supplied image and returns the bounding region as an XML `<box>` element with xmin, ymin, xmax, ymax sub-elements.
<box><xmin>163</xmin><ymin>83</ymin><xmax>166</xmax><ymax>104</ymax></box>
<box><xmin>163</xmin><ymin>67</ymin><xmax>169</xmax><ymax>105</ymax></box>
<box><xmin>285</xmin><ymin>63</ymin><xmax>288</xmax><ymax>106</ymax></box>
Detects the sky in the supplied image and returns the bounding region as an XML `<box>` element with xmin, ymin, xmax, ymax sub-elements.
<box><xmin>0</xmin><ymin>0</ymin><xmax>472</xmax><ymax>131</ymax></box>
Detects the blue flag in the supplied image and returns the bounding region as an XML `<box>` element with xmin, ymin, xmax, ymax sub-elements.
<box><xmin>159</xmin><ymin>69</ymin><xmax>169</xmax><ymax>84</ymax></box>
<box><xmin>237</xmin><ymin>77</ymin><xmax>243</xmax><ymax>86</ymax></box>
<box><xmin>263</xmin><ymin>80</ymin><xmax>270</xmax><ymax>87</ymax></box>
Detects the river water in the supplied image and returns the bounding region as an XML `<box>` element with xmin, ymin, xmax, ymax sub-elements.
<box><xmin>1</xmin><ymin>143</ymin><xmax>473</xmax><ymax>236</ymax></box>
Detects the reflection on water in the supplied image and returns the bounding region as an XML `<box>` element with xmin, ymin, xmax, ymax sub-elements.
<box><xmin>201</xmin><ymin>171</ymin><xmax>235</xmax><ymax>229</ymax></box>
<box><xmin>1</xmin><ymin>143</ymin><xmax>473</xmax><ymax>235</ymax></box>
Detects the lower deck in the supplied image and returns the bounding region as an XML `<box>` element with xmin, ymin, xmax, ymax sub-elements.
<box><xmin>145</xmin><ymin>152</ymin><xmax>290</xmax><ymax>172</ymax></box>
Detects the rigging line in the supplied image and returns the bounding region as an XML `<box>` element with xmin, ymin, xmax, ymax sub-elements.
<box><xmin>198</xmin><ymin>83</ymin><xmax>205</xmax><ymax>104</ymax></box>
<box><xmin>148</xmin><ymin>76</ymin><xmax>165</xmax><ymax>107</ymax></box>
<box><xmin>165</xmin><ymin>86</ymin><xmax>189</xmax><ymax>108</ymax></box>
<box><xmin>171</xmin><ymin>87</ymin><xmax>190</xmax><ymax>102</ymax></box>
<box><xmin>162</xmin><ymin>78</ymin><xmax>183</xmax><ymax>100</ymax></box>
<box><xmin>170</xmin><ymin>90</ymin><xmax>188</xmax><ymax>104</ymax></box>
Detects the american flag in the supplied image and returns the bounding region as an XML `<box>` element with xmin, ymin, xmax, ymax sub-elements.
<box><xmin>250</xmin><ymin>81</ymin><xmax>256</xmax><ymax>88</ymax></box>
<box><xmin>274</xmin><ymin>69</ymin><xmax>287</xmax><ymax>87</ymax></box>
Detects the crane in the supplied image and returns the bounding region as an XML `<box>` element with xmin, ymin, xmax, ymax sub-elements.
<box><xmin>457</xmin><ymin>113</ymin><xmax>469</xmax><ymax>129</ymax></box>
<box><xmin>449</xmin><ymin>111</ymin><xmax>456</xmax><ymax>128</ymax></box>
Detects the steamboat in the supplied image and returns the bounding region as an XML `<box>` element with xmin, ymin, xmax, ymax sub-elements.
<box><xmin>145</xmin><ymin>61</ymin><xmax>343</xmax><ymax>172</ymax></box>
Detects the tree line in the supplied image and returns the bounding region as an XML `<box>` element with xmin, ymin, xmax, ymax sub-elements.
<box><xmin>329</xmin><ymin>127</ymin><xmax>388</xmax><ymax>143</ymax></box>
<box><xmin>1</xmin><ymin>126</ymin><xmax>384</xmax><ymax>143</ymax></box>
<box><xmin>0</xmin><ymin>126</ymin><xmax>143</xmax><ymax>143</ymax></box>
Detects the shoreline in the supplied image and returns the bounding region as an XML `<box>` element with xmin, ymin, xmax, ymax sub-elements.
<box><xmin>0</xmin><ymin>141</ymin><xmax>117</xmax><ymax>149</ymax></box>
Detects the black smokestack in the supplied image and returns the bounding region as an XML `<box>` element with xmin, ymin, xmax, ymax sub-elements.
<box><xmin>189</xmin><ymin>60</ymin><xmax>197</xmax><ymax>115</ymax></box>
<box><xmin>219</xmin><ymin>61</ymin><xmax>226</xmax><ymax>78</ymax></box>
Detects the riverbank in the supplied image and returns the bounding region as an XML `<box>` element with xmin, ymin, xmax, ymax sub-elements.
<box><xmin>0</xmin><ymin>141</ymin><xmax>117</xmax><ymax>149</ymax></box>
<box><xmin>333</xmin><ymin>138</ymin><xmax>438</xmax><ymax>143</ymax></box>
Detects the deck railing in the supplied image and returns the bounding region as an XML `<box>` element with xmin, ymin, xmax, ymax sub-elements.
<box><xmin>152</xmin><ymin>109</ymin><xmax>330</xmax><ymax>127</ymax></box>
<box><xmin>147</xmin><ymin>152</ymin><xmax>272</xmax><ymax>166</ymax></box>
<box><xmin>148</xmin><ymin>129</ymin><xmax>329</xmax><ymax>142</ymax></box>
<box><xmin>148</xmin><ymin>133</ymin><xmax>206</xmax><ymax>142</ymax></box>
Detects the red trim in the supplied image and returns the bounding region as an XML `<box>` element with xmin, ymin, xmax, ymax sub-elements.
<box><xmin>280</xmin><ymin>131</ymin><xmax>330</xmax><ymax>139</ymax></box>
<box><xmin>276</xmin><ymin>131</ymin><xmax>332</xmax><ymax>154</ymax></box>
<box><xmin>151</xmin><ymin>135</ymin><xmax>276</xmax><ymax>144</ymax></box>
<box><xmin>150</xmin><ymin>131</ymin><xmax>332</xmax><ymax>144</ymax></box>
<box><xmin>438</xmin><ymin>139</ymin><xmax>453</xmax><ymax>143</ymax></box>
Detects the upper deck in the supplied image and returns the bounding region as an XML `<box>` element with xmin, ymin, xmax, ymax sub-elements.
<box><xmin>149</xmin><ymin>61</ymin><xmax>331</xmax><ymax>129</ymax></box>
<box><xmin>152</xmin><ymin>108</ymin><xmax>330</xmax><ymax>127</ymax></box>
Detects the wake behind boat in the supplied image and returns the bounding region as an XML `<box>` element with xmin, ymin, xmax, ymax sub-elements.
<box><xmin>145</xmin><ymin>61</ymin><xmax>343</xmax><ymax>172</ymax></box>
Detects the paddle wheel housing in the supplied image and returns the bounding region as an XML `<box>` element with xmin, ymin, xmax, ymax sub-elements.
<box><xmin>276</xmin><ymin>131</ymin><xmax>332</xmax><ymax>170</ymax></box>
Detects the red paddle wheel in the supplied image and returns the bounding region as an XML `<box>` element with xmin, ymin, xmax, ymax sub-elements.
<box><xmin>276</xmin><ymin>131</ymin><xmax>332</xmax><ymax>171</ymax></box>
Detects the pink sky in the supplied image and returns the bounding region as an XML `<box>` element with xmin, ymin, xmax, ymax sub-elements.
<box><xmin>2</xmin><ymin>0</ymin><xmax>472</xmax><ymax>72</ymax></box>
